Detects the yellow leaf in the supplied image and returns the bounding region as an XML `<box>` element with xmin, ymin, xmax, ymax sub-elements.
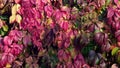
<box><xmin>9</xmin><ymin>15</ymin><xmax>16</xmax><ymax>23</ymax></box>
<box><xmin>16</xmin><ymin>14</ymin><xmax>22</xmax><ymax>24</ymax></box>
<box><xmin>11</xmin><ymin>4</ymin><xmax>17</xmax><ymax>15</ymax></box>
<box><xmin>16</xmin><ymin>4</ymin><xmax>21</xmax><ymax>12</ymax></box>
<box><xmin>47</xmin><ymin>18</ymin><xmax>52</xmax><ymax>25</ymax></box>
<box><xmin>38</xmin><ymin>50</ymin><xmax>46</xmax><ymax>57</ymax></box>
<box><xmin>5</xmin><ymin>63</ymin><xmax>11</xmax><ymax>68</ymax></box>
<box><xmin>11</xmin><ymin>4</ymin><xmax>21</xmax><ymax>15</ymax></box>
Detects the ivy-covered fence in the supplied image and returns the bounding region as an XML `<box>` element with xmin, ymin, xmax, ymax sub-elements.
<box><xmin>0</xmin><ymin>0</ymin><xmax>120</xmax><ymax>68</ymax></box>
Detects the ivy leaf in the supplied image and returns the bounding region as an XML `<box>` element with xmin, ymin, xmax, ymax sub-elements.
<box><xmin>25</xmin><ymin>64</ymin><xmax>30</xmax><ymax>68</ymax></box>
<box><xmin>0</xmin><ymin>16</ymin><xmax>8</xmax><ymax>21</ymax></box>
<box><xmin>16</xmin><ymin>14</ymin><xmax>22</xmax><ymax>24</ymax></box>
<box><xmin>23</xmin><ymin>34</ymin><xmax>32</xmax><ymax>46</ymax></box>
<box><xmin>107</xmin><ymin>7</ymin><xmax>114</xmax><ymax>18</ymax></box>
<box><xmin>0</xmin><ymin>29</ymin><xmax>5</xmax><ymax>36</ymax></box>
<box><xmin>81</xmin><ymin>41</ymin><xmax>95</xmax><ymax>56</ymax></box>
<box><xmin>117</xmin><ymin>51</ymin><xmax>120</xmax><ymax>64</ymax></box>
<box><xmin>111</xmin><ymin>47</ymin><xmax>119</xmax><ymax>56</ymax></box>
<box><xmin>9</xmin><ymin>15</ymin><xmax>16</xmax><ymax>23</ymax></box>
<box><xmin>114</xmin><ymin>0</ymin><xmax>118</xmax><ymax>5</ymax></box>
<box><xmin>15</xmin><ymin>0</ymin><xmax>21</xmax><ymax>4</ymax></box>
<box><xmin>50</xmin><ymin>54</ymin><xmax>59</xmax><ymax>67</ymax></box>
<box><xmin>106</xmin><ymin>0</ymin><xmax>111</xmax><ymax>6</ymax></box>
<box><xmin>11</xmin><ymin>4</ymin><xmax>17</xmax><ymax>15</ymax></box>
<box><xmin>5</xmin><ymin>63</ymin><xmax>11</xmax><ymax>68</ymax></box>
<box><xmin>2</xmin><ymin>25</ymin><xmax>8</xmax><ymax>32</ymax></box>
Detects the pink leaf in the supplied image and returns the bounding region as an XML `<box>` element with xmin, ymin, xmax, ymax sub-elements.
<box><xmin>10</xmin><ymin>43</ymin><xmax>23</xmax><ymax>56</ymax></box>
<box><xmin>1</xmin><ymin>53</ymin><xmax>15</xmax><ymax>66</ymax></box>
<box><xmin>107</xmin><ymin>7</ymin><xmax>114</xmax><ymax>18</ymax></box>
<box><xmin>114</xmin><ymin>0</ymin><xmax>118</xmax><ymax>5</ymax></box>
<box><xmin>45</xmin><ymin>4</ymin><xmax>54</xmax><ymax>17</ymax></box>
<box><xmin>3</xmin><ymin>36</ymin><xmax>13</xmax><ymax>45</ymax></box>
<box><xmin>60</xmin><ymin>21</ymin><xmax>69</xmax><ymax>31</ymax></box>
<box><xmin>3</xmin><ymin>45</ymin><xmax>11</xmax><ymax>53</ymax></box>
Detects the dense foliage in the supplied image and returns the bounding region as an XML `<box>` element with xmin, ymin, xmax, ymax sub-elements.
<box><xmin>0</xmin><ymin>0</ymin><xmax>120</xmax><ymax>68</ymax></box>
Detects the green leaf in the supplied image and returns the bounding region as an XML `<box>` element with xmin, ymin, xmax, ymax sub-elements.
<box><xmin>106</xmin><ymin>0</ymin><xmax>111</xmax><ymax>6</ymax></box>
<box><xmin>50</xmin><ymin>54</ymin><xmax>59</xmax><ymax>67</ymax></box>
<box><xmin>95</xmin><ymin>57</ymin><xmax>100</xmax><ymax>65</ymax></box>
<box><xmin>25</xmin><ymin>64</ymin><xmax>30</xmax><ymax>68</ymax></box>
<box><xmin>48</xmin><ymin>48</ymin><xmax>58</xmax><ymax>67</ymax></box>
<box><xmin>111</xmin><ymin>47</ymin><xmax>119</xmax><ymax>56</ymax></box>
<box><xmin>2</xmin><ymin>25</ymin><xmax>8</xmax><ymax>32</ymax></box>
<box><xmin>0</xmin><ymin>15</ymin><xmax>8</xmax><ymax>21</ymax></box>
<box><xmin>117</xmin><ymin>53</ymin><xmax>120</xmax><ymax>64</ymax></box>
<box><xmin>81</xmin><ymin>41</ymin><xmax>95</xmax><ymax>56</ymax></box>
<box><xmin>0</xmin><ymin>29</ymin><xmax>5</xmax><ymax>36</ymax></box>
<box><xmin>94</xmin><ymin>30</ymin><xmax>101</xmax><ymax>33</ymax></box>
